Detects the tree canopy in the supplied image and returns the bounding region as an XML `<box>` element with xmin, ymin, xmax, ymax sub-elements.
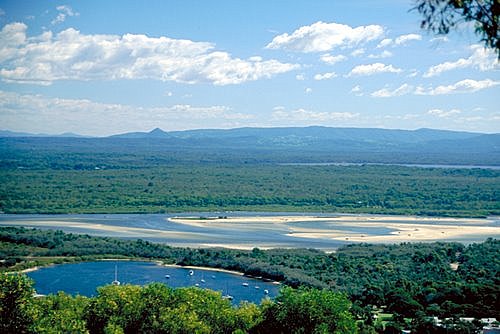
<box><xmin>413</xmin><ymin>0</ymin><xmax>500</xmax><ymax>57</ymax></box>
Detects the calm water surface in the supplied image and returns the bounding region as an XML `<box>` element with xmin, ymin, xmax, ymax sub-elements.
<box><xmin>27</xmin><ymin>261</ymin><xmax>279</xmax><ymax>305</ymax></box>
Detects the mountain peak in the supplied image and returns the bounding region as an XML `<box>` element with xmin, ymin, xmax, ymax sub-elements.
<box><xmin>149</xmin><ymin>128</ymin><xmax>165</xmax><ymax>134</ymax></box>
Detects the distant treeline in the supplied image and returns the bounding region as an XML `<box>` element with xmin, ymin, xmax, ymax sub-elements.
<box><xmin>1</xmin><ymin>134</ymin><xmax>499</xmax><ymax>217</ymax></box>
<box><xmin>1</xmin><ymin>227</ymin><xmax>498</xmax><ymax>323</ymax></box>
<box><xmin>1</xmin><ymin>164</ymin><xmax>498</xmax><ymax>217</ymax></box>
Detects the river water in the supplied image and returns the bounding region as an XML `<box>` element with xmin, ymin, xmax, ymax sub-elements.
<box><xmin>1</xmin><ymin>212</ymin><xmax>498</xmax><ymax>251</ymax></box>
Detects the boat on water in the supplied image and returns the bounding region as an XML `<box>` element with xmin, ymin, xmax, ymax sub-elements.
<box><xmin>242</xmin><ymin>282</ymin><xmax>249</xmax><ymax>287</ymax></box>
<box><xmin>112</xmin><ymin>265</ymin><xmax>120</xmax><ymax>286</ymax></box>
<box><xmin>264</xmin><ymin>289</ymin><xmax>269</xmax><ymax>294</ymax></box>
<box><xmin>165</xmin><ymin>274</ymin><xmax>170</xmax><ymax>279</ymax></box>
<box><xmin>222</xmin><ymin>294</ymin><xmax>234</xmax><ymax>300</ymax></box>
<box><xmin>189</xmin><ymin>270</ymin><xmax>194</xmax><ymax>276</ymax></box>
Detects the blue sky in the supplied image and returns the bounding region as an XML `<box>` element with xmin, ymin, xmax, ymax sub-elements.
<box><xmin>0</xmin><ymin>0</ymin><xmax>498</xmax><ymax>136</ymax></box>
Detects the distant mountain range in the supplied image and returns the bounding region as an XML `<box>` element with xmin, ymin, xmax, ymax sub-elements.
<box><xmin>2</xmin><ymin>126</ymin><xmax>499</xmax><ymax>165</ymax></box>
<box><xmin>0</xmin><ymin>130</ymin><xmax>87</xmax><ymax>138</ymax></box>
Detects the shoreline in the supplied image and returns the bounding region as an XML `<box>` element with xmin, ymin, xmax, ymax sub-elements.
<box><xmin>13</xmin><ymin>258</ymin><xmax>280</xmax><ymax>285</ymax></box>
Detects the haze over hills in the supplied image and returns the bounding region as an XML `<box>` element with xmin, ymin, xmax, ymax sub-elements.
<box><xmin>1</xmin><ymin>126</ymin><xmax>499</xmax><ymax>166</ymax></box>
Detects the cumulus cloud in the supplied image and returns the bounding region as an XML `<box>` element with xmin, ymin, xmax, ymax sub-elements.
<box><xmin>350</xmin><ymin>85</ymin><xmax>363</xmax><ymax>96</ymax></box>
<box><xmin>51</xmin><ymin>5</ymin><xmax>79</xmax><ymax>25</ymax></box>
<box><xmin>371</xmin><ymin>83</ymin><xmax>413</xmax><ymax>97</ymax></box>
<box><xmin>272</xmin><ymin>106</ymin><xmax>359</xmax><ymax>122</ymax></box>
<box><xmin>296</xmin><ymin>74</ymin><xmax>305</xmax><ymax>80</ymax></box>
<box><xmin>427</xmin><ymin>108</ymin><xmax>461</xmax><ymax>118</ymax></box>
<box><xmin>376</xmin><ymin>38</ymin><xmax>392</xmax><ymax>49</ymax></box>
<box><xmin>347</xmin><ymin>63</ymin><xmax>402</xmax><ymax>77</ymax></box>
<box><xmin>376</xmin><ymin>34</ymin><xmax>421</xmax><ymax>48</ymax></box>
<box><xmin>394</xmin><ymin>33</ymin><xmax>421</xmax><ymax>45</ymax></box>
<box><xmin>417</xmin><ymin>79</ymin><xmax>499</xmax><ymax>95</ymax></box>
<box><xmin>314</xmin><ymin>72</ymin><xmax>337</xmax><ymax>80</ymax></box>
<box><xmin>424</xmin><ymin>45</ymin><xmax>499</xmax><ymax>77</ymax></box>
<box><xmin>368</xmin><ymin>50</ymin><xmax>392</xmax><ymax>59</ymax></box>
<box><xmin>305</xmin><ymin>87</ymin><xmax>313</xmax><ymax>93</ymax></box>
<box><xmin>320</xmin><ymin>53</ymin><xmax>346</xmax><ymax>65</ymax></box>
<box><xmin>0</xmin><ymin>23</ymin><xmax>298</xmax><ymax>85</ymax></box>
<box><xmin>0</xmin><ymin>90</ymin><xmax>252</xmax><ymax>136</ymax></box>
<box><xmin>351</xmin><ymin>48</ymin><xmax>365</xmax><ymax>57</ymax></box>
<box><xmin>371</xmin><ymin>79</ymin><xmax>499</xmax><ymax>97</ymax></box>
<box><xmin>265</xmin><ymin>21</ymin><xmax>384</xmax><ymax>53</ymax></box>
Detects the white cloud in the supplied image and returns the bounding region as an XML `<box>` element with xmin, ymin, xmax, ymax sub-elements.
<box><xmin>407</xmin><ymin>69</ymin><xmax>419</xmax><ymax>77</ymax></box>
<box><xmin>305</xmin><ymin>87</ymin><xmax>312</xmax><ymax>93</ymax></box>
<box><xmin>371</xmin><ymin>83</ymin><xmax>413</xmax><ymax>97</ymax></box>
<box><xmin>320</xmin><ymin>53</ymin><xmax>346</xmax><ymax>65</ymax></box>
<box><xmin>164</xmin><ymin>91</ymin><xmax>173</xmax><ymax>97</ymax></box>
<box><xmin>427</xmin><ymin>108</ymin><xmax>461</xmax><ymax>118</ymax></box>
<box><xmin>0</xmin><ymin>90</ymin><xmax>251</xmax><ymax>136</ymax></box>
<box><xmin>348</xmin><ymin>63</ymin><xmax>402</xmax><ymax>77</ymax></box>
<box><xmin>351</xmin><ymin>48</ymin><xmax>365</xmax><ymax>57</ymax></box>
<box><xmin>424</xmin><ymin>45</ymin><xmax>499</xmax><ymax>77</ymax></box>
<box><xmin>272</xmin><ymin>107</ymin><xmax>359</xmax><ymax>122</ymax></box>
<box><xmin>265</xmin><ymin>21</ymin><xmax>384</xmax><ymax>53</ymax></box>
<box><xmin>430</xmin><ymin>36</ymin><xmax>449</xmax><ymax>43</ymax></box>
<box><xmin>376</xmin><ymin>38</ymin><xmax>392</xmax><ymax>48</ymax></box>
<box><xmin>51</xmin><ymin>5</ymin><xmax>79</xmax><ymax>25</ymax></box>
<box><xmin>0</xmin><ymin>23</ymin><xmax>298</xmax><ymax>85</ymax></box>
<box><xmin>394</xmin><ymin>33</ymin><xmax>421</xmax><ymax>45</ymax></box>
<box><xmin>371</xmin><ymin>79</ymin><xmax>498</xmax><ymax>97</ymax></box>
<box><xmin>296</xmin><ymin>74</ymin><xmax>305</xmax><ymax>80</ymax></box>
<box><xmin>376</xmin><ymin>34</ymin><xmax>421</xmax><ymax>48</ymax></box>
<box><xmin>417</xmin><ymin>79</ymin><xmax>499</xmax><ymax>95</ymax></box>
<box><xmin>368</xmin><ymin>50</ymin><xmax>392</xmax><ymax>59</ymax></box>
<box><xmin>314</xmin><ymin>72</ymin><xmax>337</xmax><ymax>80</ymax></box>
<box><xmin>350</xmin><ymin>85</ymin><xmax>363</xmax><ymax>96</ymax></box>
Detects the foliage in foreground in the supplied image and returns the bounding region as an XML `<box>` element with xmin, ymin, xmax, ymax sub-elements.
<box><xmin>1</xmin><ymin>227</ymin><xmax>499</xmax><ymax>324</ymax></box>
<box><xmin>0</xmin><ymin>273</ymin><xmax>356</xmax><ymax>334</ymax></box>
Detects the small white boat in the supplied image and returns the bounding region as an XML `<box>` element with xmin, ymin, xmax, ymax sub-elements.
<box><xmin>165</xmin><ymin>274</ymin><xmax>170</xmax><ymax>279</ymax></box>
<box><xmin>255</xmin><ymin>286</ymin><xmax>260</xmax><ymax>289</ymax></box>
<box><xmin>195</xmin><ymin>283</ymin><xmax>200</xmax><ymax>287</ymax></box>
<box><xmin>264</xmin><ymin>289</ymin><xmax>269</xmax><ymax>294</ymax></box>
<box><xmin>242</xmin><ymin>282</ymin><xmax>249</xmax><ymax>287</ymax></box>
<box><xmin>112</xmin><ymin>265</ymin><xmax>120</xmax><ymax>286</ymax></box>
<box><xmin>189</xmin><ymin>270</ymin><xmax>194</xmax><ymax>276</ymax></box>
<box><xmin>222</xmin><ymin>294</ymin><xmax>234</xmax><ymax>300</ymax></box>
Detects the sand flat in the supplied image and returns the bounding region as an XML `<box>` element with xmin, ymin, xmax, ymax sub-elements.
<box><xmin>170</xmin><ymin>215</ymin><xmax>499</xmax><ymax>244</ymax></box>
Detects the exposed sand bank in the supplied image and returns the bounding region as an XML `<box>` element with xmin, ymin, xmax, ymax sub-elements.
<box><xmin>1</xmin><ymin>214</ymin><xmax>497</xmax><ymax>250</ymax></box>
<box><xmin>169</xmin><ymin>215</ymin><xmax>499</xmax><ymax>244</ymax></box>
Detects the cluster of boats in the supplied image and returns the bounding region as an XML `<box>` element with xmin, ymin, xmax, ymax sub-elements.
<box><xmin>113</xmin><ymin>267</ymin><xmax>270</xmax><ymax>301</ymax></box>
<box><xmin>166</xmin><ymin>269</ymin><xmax>270</xmax><ymax>299</ymax></box>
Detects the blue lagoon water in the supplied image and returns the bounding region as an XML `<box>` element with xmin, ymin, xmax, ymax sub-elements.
<box><xmin>27</xmin><ymin>261</ymin><xmax>280</xmax><ymax>305</ymax></box>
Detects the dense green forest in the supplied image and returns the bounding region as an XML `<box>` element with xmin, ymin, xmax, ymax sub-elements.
<box><xmin>1</xmin><ymin>165</ymin><xmax>498</xmax><ymax>217</ymax></box>
<box><xmin>1</xmin><ymin>133</ymin><xmax>499</xmax><ymax>217</ymax></box>
<box><xmin>1</xmin><ymin>227</ymin><xmax>498</xmax><ymax>333</ymax></box>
